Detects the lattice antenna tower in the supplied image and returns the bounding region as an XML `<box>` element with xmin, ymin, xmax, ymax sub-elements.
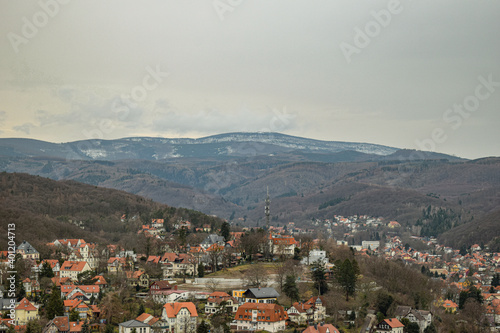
<box><xmin>265</xmin><ymin>186</ymin><xmax>270</xmax><ymax>230</ymax></box>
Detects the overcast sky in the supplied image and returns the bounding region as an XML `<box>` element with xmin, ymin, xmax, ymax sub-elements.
<box><xmin>1</xmin><ymin>0</ymin><xmax>499</xmax><ymax>159</ymax></box>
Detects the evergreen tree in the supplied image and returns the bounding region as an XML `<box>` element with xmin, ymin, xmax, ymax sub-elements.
<box><xmin>283</xmin><ymin>275</ymin><xmax>299</xmax><ymax>302</ymax></box>
<box><xmin>40</xmin><ymin>261</ymin><xmax>55</xmax><ymax>278</ymax></box>
<box><xmin>220</xmin><ymin>222</ymin><xmax>231</xmax><ymax>242</ymax></box>
<box><xmin>137</xmin><ymin>303</ymin><xmax>145</xmax><ymax>317</ymax></box>
<box><xmin>69</xmin><ymin>309</ymin><xmax>80</xmax><ymax>321</ymax></box>
<box><xmin>333</xmin><ymin>259</ymin><xmax>360</xmax><ymax>301</ymax></box>
<box><xmin>375</xmin><ymin>292</ymin><xmax>393</xmax><ymax>317</ymax></box>
<box><xmin>198</xmin><ymin>263</ymin><xmax>205</xmax><ymax>278</ymax></box>
<box><xmin>81</xmin><ymin>322</ymin><xmax>90</xmax><ymax>333</ymax></box>
<box><xmin>105</xmin><ymin>324</ymin><xmax>114</xmax><ymax>333</ymax></box>
<box><xmin>311</xmin><ymin>263</ymin><xmax>328</xmax><ymax>295</ymax></box>
<box><xmin>459</xmin><ymin>286</ymin><xmax>483</xmax><ymax>309</ymax></box>
<box><xmin>46</xmin><ymin>286</ymin><xmax>64</xmax><ymax>320</ymax></box>
<box><xmin>492</xmin><ymin>273</ymin><xmax>500</xmax><ymax>287</ymax></box>
<box><xmin>405</xmin><ymin>322</ymin><xmax>420</xmax><ymax>333</ymax></box>
<box><xmin>197</xmin><ymin>320</ymin><xmax>210</xmax><ymax>333</ymax></box>
<box><xmin>423</xmin><ymin>322</ymin><xmax>437</xmax><ymax>333</ymax></box>
<box><xmin>25</xmin><ymin>320</ymin><xmax>42</xmax><ymax>333</ymax></box>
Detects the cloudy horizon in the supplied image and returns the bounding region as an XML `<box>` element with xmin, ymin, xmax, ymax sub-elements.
<box><xmin>1</xmin><ymin>0</ymin><xmax>499</xmax><ymax>159</ymax></box>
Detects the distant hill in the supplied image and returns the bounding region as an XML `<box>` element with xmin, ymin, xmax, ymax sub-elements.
<box><xmin>0</xmin><ymin>172</ymin><xmax>224</xmax><ymax>250</ymax></box>
<box><xmin>0</xmin><ymin>132</ymin><xmax>462</xmax><ymax>162</ymax></box>
<box><xmin>1</xmin><ymin>134</ymin><xmax>498</xmax><ymax>250</ymax></box>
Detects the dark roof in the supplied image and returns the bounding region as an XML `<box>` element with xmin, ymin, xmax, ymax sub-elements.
<box><xmin>119</xmin><ymin>320</ymin><xmax>150</xmax><ymax>328</ymax></box>
<box><xmin>243</xmin><ymin>287</ymin><xmax>280</xmax><ymax>299</ymax></box>
<box><xmin>17</xmin><ymin>240</ymin><xmax>39</xmax><ymax>254</ymax></box>
<box><xmin>201</xmin><ymin>234</ymin><xmax>224</xmax><ymax>245</ymax></box>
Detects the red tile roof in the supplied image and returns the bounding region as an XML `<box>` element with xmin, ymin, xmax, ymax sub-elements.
<box><xmin>383</xmin><ymin>318</ymin><xmax>404</xmax><ymax>328</ymax></box>
<box><xmin>15</xmin><ymin>298</ymin><xmax>37</xmax><ymax>311</ymax></box>
<box><xmin>163</xmin><ymin>302</ymin><xmax>198</xmax><ymax>318</ymax></box>
<box><xmin>60</xmin><ymin>261</ymin><xmax>88</xmax><ymax>272</ymax></box>
<box><xmin>235</xmin><ymin>303</ymin><xmax>288</xmax><ymax>323</ymax></box>
<box><xmin>303</xmin><ymin>324</ymin><xmax>340</xmax><ymax>333</ymax></box>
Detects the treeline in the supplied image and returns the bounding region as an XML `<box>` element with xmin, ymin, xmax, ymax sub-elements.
<box><xmin>418</xmin><ymin>206</ymin><xmax>460</xmax><ymax>238</ymax></box>
<box><xmin>318</xmin><ymin>196</ymin><xmax>349</xmax><ymax>210</ymax></box>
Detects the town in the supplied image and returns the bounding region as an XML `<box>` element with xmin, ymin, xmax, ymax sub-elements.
<box><xmin>1</xmin><ymin>213</ymin><xmax>500</xmax><ymax>333</ymax></box>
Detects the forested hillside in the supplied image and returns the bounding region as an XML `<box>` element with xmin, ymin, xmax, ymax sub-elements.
<box><xmin>0</xmin><ymin>172</ymin><xmax>224</xmax><ymax>250</ymax></box>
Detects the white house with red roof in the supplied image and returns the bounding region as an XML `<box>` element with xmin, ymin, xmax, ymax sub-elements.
<box><xmin>234</xmin><ymin>303</ymin><xmax>288</xmax><ymax>333</ymax></box>
<box><xmin>60</xmin><ymin>285</ymin><xmax>100</xmax><ymax>300</ymax></box>
<box><xmin>161</xmin><ymin>302</ymin><xmax>198</xmax><ymax>333</ymax></box>
<box><xmin>375</xmin><ymin>318</ymin><xmax>404</xmax><ymax>333</ymax></box>
<box><xmin>269</xmin><ymin>233</ymin><xmax>296</xmax><ymax>257</ymax></box>
<box><xmin>205</xmin><ymin>291</ymin><xmax>239</xmax><ymax>314</ymax></box>
<box><xmin>60</xmin><ymin>261</ymin><xmax>91</xmax><ymax>281</ymax></box>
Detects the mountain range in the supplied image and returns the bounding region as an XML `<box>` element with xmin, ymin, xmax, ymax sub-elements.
<box><xmin>0</xmin><ymin>132</ymin><xmax>460</xmax><ymax>162</ymax></box>
<box><xmin>0</xmin><ymin>132</ymin><xmax>498</xmax><ymax>249</ymax></box>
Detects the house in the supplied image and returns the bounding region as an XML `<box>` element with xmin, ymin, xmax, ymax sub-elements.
<box><xmin>126</xmin><ymin>270</ymin><xmax>150</xmax><ymax>288</ymax></box>
<box><xmin>59</xmin><ymin>261</ymin><xmax>91</xmax><ymax>281</ymax></box>
<box><xmin>387</xmin><ymin>221</ymin><xmax>401</xmax><ymax>229</ymax></box>
<box><xmin>53</xmin><ymin>239</ymin><xmax>86</xmax><ymax>249</ymax></box>
<box><xmin>151</xmin><ymin>219</ymin><xmax>165</xmax><ymax>229</ymax></box>
<box><xmin>136</xmin><ymin>313</ymin><xmax>161</xmax><ymax>333</ymax></box>
<box><xmin>301</xmin><ymin>250</ymin><xmax>329</xmax><ymax>266</ymax></box>
<box><xmin>63</xmin><ymin>299</ymin><xmax>91</xmax><ymax>320</ymax></box>
<box><xmin>22</xmin><ymin>278</ymin><xmax>40</xmax><ymax>297</ymax></box>
<box><xmin>234</xmin><ymin>303</ymin><xmax>288</xmax><ymax>333</ymax></box>
<box><xmin>243</xmin><ymin>288</ymin><xmax>280</xmax><ymax>304</ymax></box>
<box><xmin>61</xmin><ymin>285</ymin><xmax>100</xmax><ymax>300</ymax></box>
<box><xmin>288</xmin><ymin>296</ymin><xmax>326</xmax><ymax>324</ymax></box>
<box><xmin>269</xmin><ymin>234</ymin><xmax>296</xmax><ymax>257</ymax></box>
<box><xmin>118</xmin><ymin>320</ymin><xmax>150</xmax><ymax>333</ymax></box>
<box><xmin>302</xmin><ymin>323</ymin><xmax>340</xmax><ymax>333</ymax></box>
<box><xmin>441</xmin><ymin>299</ymin><xmax>458</xmax><ymax>313</ymax></box>
<box><xmin>51</xmin><ymin>277</ymin><xmax>72</xmax><ymax>287</ymax></box>
<box><xmin>150</xmin><ymin>281</ymin><xmax>175</xmax><ymax>295</ymax></box>
<box><xmin>67</xmin><ymin>243</ymin><xmax>99</xmax><ymax>269</ymax></box>
<box><xmin>161</xmin><ymin>253</ymin><xmax>197</xmax><ymax>278</ymax></box>
<box><xmin>375</xmin><ymin>318</ymin><xmax>404</xmax><ymax>333</ymax></box>
<box><xmin>36</xmin><ymin>259</ymin><xmax>61</xmax><ymax>277</ymax></box>
<box><xmin>68</xmin><ymin>321</ymin><xmax>83</xmax><ymax>333</ymax></box>
<box><xmin>200</xmin><ymin>234</ymin><xmax>225</xmax><ymax>250</ymax></box>
<box><xmin>204</xmin><ymin>292</ymin><xmax>239</xmax><ymax>314</ymax></box>
<box><xmin>287</xmin><ymin>302</ymin><xmax>310</xmax><ymax>325</ymax></box>
<box><xmin>107</xmin><ymin>257</ymin><xmax>127</xmax><ymax>273</ymax></box>
<box><xmin>16</xmin><ymin>241</ymin><xmax>39</xmax><ymax>261</ymax></box>
<box><xmin>43</xmin><ymin>316</ymin><xmax>70</xmax><ymax>333</ymax></box>
<box><xmin>0</xmin><ymin>319</ymin><xmax>16</xmax><ymax>333</ymax></box>
<box><xmin>14</xmin><ymin>298</ymin><xmax>39</xmax><ymax>325</ymax></box>
<box><xmin>161</xmin><ymin>302</ymin><xmax>198</xmax><ymax>333</ymax></box>
<box><xmin>395</xmin><ymin>306</ymin><xmax>432</xmax><ymax>332</ymax></box>
<box><xmin>151</xmin><ymin>290</ymin><xmax>191</xmax><ymax>304</ymax></box>
<box><xmin>92</xmin><ymin>275</ymin><xmax>108</xmax><ymax>288</ymax></box>
<box><xmin>136</xmin><ymin>313</ymin><xmax>159</xmax><ymax>325</ymax></box>
<box><xmin>232</xmin><ymin>290</ymin><xmax>245</xmax><ymax>303</ymax></box>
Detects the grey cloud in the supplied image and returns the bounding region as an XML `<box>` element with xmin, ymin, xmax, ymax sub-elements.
<box><xmin>13</xmin><ymin>123</ymin><xmax>35</xmax><ymax>134</ymax></box>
